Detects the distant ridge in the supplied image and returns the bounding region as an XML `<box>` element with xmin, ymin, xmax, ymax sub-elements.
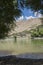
<box><xmin>9</xmin><ymin>17</ymin><xmax>43</xmax><ymax>35</ymax></box>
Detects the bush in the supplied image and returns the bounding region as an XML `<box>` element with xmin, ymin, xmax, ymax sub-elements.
<box><xmin>31</xmin><ymin>26</ymin><xmax>43</xmax><ymax>37</ymax></box>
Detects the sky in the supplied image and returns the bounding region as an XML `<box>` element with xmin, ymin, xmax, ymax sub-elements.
<box><xmin>16</xmin><ymin>0</ymin><xmax>43</xmax><ymax>21</ymax></box>
<box><xmin>21</xmin><ymin>8</ymin><xmax>34</xmax><ymax>17</ymax></box>
<box><xmin>16</xmin><ymin>8</ymin><xmax>42</xmax><ymax>21</ymax></box>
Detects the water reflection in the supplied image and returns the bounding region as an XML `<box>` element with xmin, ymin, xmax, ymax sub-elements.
<box><xmin>0</xmin><ymin>37</ymin><xmax>43</xmax><ymax>55</ymax></box>
<box><xmin>14</xmin><ymin>36</ymin><xmax>17</xmax><ymax>43</ymax></box>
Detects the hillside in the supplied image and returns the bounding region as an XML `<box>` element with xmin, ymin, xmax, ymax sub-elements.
<box><xmin>9</xmin><ymin>18</ymin><xmax>42</xmax><ymax>35</ymax></box>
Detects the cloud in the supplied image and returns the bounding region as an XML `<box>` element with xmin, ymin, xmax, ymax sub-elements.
<box><xmin>34</xmin><ymin>12</ymin><xmax>42</xmax><ymax>17</ymax></box>
<box><xmin>34</xmin><ymin>12</ymin><xmax>38</xmax><ymax>16</ymax></box>
<box><xmin>25</xmin><ymin>16</ymin><xmax>35</xmax><ymax>20</ymax></box>
<box><xmin>16</xmin><ymin>16</ymin><xmax>35</xmax><ymax>21</ymax></box>
<box><xmin>17</xmin><ymin>16</ymin><xmax>24</xmax><ymax>21</ymax></box>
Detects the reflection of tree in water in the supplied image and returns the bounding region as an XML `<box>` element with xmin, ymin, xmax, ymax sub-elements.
<box><xmin>14</xmin><ymin>35</ymin><xmax>17</xmax><ymax>43</ymax></box>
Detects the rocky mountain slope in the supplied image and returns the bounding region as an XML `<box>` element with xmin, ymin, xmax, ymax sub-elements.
<box><xmin>9</xmin><ymin>18</ymin><xmax>42</xmax><ymax>35</ymax></box>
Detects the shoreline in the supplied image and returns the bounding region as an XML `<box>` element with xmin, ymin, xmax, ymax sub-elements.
<box><xmin>31</xmin><ymin>37</ymin><xmax>43</xmax><ymax>39</ymax></box>
<box><xmin>0</xmin><ymin>53</ymin><xmax>43</xmax><ymax>59</ymax></box>
<box><xmin>0</xmin><ymin>55</ymin><xmax>43</xmax><ymax>65</ymax></box>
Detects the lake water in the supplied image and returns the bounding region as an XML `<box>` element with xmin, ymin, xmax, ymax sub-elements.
<box><xmin>0</xmin><ymin>36</ymin><xmax>43</xmax><ymax>56</ymax></box>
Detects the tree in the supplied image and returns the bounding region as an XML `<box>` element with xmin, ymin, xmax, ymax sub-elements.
<box><xmin>20</xmin><ymin>0</ymin><xmax>43</xmax><ymax>14</ymax></box>
<box><xmin>0</xmin><ymin>0</ymin><xmax>22</xmax><ymax>39</ymax></box>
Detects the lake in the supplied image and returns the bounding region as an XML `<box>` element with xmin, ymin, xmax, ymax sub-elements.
<box><xmin>0</xmin><ymin>36</ymin><xmax>43</xmax><ymax>56</ymax></box>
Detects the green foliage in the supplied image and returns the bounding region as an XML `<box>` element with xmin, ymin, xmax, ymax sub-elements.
<box><xmin>0</xmin><ymin>0</ymin><xmax>22</xmax><ymax>39</ymax></box>
<box><xmin>31</xmin><ymin>25</ymin><xmax>43</xmax><ymax>37</ymax></box>
<box><xmin>26</xmin><ymin>0</ymin><xmax>43</xmax><ymax>10</ymax></box>
<box><xmin>21</xmin><ymin>0</ymin><xmax>43</xmax><ymax>14</ymax></box>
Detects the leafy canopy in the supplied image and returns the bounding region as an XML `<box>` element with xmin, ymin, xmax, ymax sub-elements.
<box><xmin>0</xmin><ymin>0</ymin><xmax>22</xmax><ymax>39</ymax></box>
<box><xmin>20</xmin><ymin>0</ymin><xmax>43</xmax><ymax>14</ymax></box>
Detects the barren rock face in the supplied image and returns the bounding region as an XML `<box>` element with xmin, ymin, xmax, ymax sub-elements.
<box><xmin>9</xmin><ymin>18</ymin><xmax>42</xmax><ymax>35</ymax></box>
<box><xmin>15</xmin><ymin>18</ymin><xmax>42</xmax><ymax>32</ymax></box>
